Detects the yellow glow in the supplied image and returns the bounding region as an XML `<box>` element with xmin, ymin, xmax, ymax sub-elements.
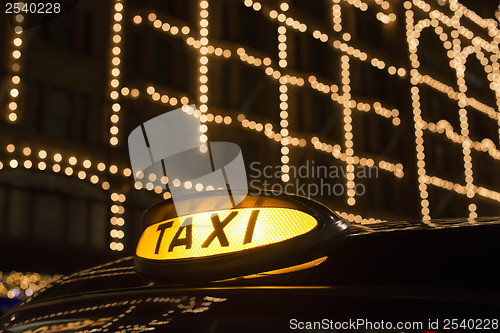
<box><xmin>136</xmin><ymin>207</ymin><xmax>318</xmax><ymax>260</ymax></box>
<box><xmin>220</xmin><ymin>256</ymin><xmax>328</xmax><ymax>281</ymax></box>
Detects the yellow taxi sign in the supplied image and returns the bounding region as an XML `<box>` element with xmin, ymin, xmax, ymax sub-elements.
<box><xmin>136</xmin><ymin>207</ymin><xmax>318</xmax><ymax>260</ymax></box>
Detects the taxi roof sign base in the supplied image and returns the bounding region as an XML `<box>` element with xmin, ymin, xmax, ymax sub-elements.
<box><xmin>134</xmin><ymin>190</ymin><xmax>349</xmax><ymax>283</ymax></box>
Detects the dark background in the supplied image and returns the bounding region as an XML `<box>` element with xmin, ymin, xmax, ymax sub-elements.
<box><xmin>0</xmin><ymin>0</ymin><xmax>499</xmax><ymax>304</ymax></box>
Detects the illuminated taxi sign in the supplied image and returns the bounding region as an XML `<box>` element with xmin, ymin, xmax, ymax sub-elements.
<box><xmin>136</xmin><ymin>207</ymin><xmax>318</xmax><ymax>260</ymax></box>
<box><xmin>134</xmin><ymin>190</ymin><xmax>349</xmax><ymax>282</ymax></box>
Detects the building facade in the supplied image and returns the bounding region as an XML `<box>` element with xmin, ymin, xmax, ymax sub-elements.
<box><xmin>1</xmin><ymin>0</ymin><xmax>500</xmax><ymax>298</ymax></box>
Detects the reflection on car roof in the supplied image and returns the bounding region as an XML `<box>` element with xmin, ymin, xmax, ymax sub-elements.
<box><xmin>349</xmin><ymin>216</ymin><xmax>500</xmax><ymax>235</ymax></box>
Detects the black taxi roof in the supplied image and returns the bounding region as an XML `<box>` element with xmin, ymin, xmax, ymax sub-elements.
<box><xmin>2</xmin><ymin>217</ymin><xmax>500</xmax><ymax>332</ymax></box>
<box><xmin>12</xmin><ymin>216</ymin><xmax>500</xmax><ymax>305</ymax></box>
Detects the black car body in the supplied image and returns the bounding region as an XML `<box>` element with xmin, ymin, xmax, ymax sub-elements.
<box><xmin>2</xmin><ymin>215</ymin><xmax>500</xmax><ymax>333</ymax></box>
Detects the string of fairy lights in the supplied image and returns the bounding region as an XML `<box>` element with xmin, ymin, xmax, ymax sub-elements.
<box><xmin>0</xmin><ymin>142</ymin><xmax>131</xmax><ymax>252</ymax></box>
<box><xmin>5</xmin><ymin>6</ymin><xmax>24</xmax><ymax>123</ymax></box>
<box><xmin>278</xmin><ymin>19</ymin><xmax>290</xmax><ymax>183</ymax></box>
<box><xmin>2</xmin><ymin>0</ymin><xmax>500</xmax><ymax>254</ymax></box>
<box><xmin>128</xmin><ymin>1</ymin><xmax>407</xmax><ymax>200</ymax></box>
<box><xmin>406</xmin><ymin>0</ymin><xmax>500</xmax><ymax>221</ymax></box>
<box><xmin>107</xmin><ymin>0</ymin><xmax>126</xmax><ymax>251</ymax></box>
<box><xmin>123</xmin><ymin>0</ymin><xmax>500</xmax><ymax>223</ymax></box>
<box><xmin>127</xmin><ymin>8</ymin><xmax>406</xmax><ymax>180</ymax></box>
<box><xmin>340</xmin><ymin>55</ymin><xmax>356</xmax><ymax>206</ymax></box>
<box><xmin>108</xmin><ymin>0</ymin><xmax>125</xmax><ymax>148</ymax></box>
<box><xmin>199</xmin><ymin>0</ymin><xmax>210</xmax><ymax>153</ymax></box>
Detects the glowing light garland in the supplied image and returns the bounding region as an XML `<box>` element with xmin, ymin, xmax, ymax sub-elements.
<box><xmin>126</xmin><ymin>0</ymin><xmax>500</xmax><ymax>221</ymax></box>
<box><xmin>5</xmin><ymin>8</ymin><xmax>25</xmax><ymax>123</ymax></box>
<box><xmin>278</xmin><ymin>23</ymin><xmax>290</xmax><ymax>183</ymax></box>
<box><xmin>199</xmin><ymin>0</ymin><xmax>210</xmax><ymax>152</ymax></box>
<box><xmin>124</xmin><ymin>1</ymin><xmax>406</xmax><ymax>222</ymax></box>
<box><xmin>108</xmin><ymin>0</ymin><xmax>124</xmax><ymax>147</ymax></box>
<box><xmin>0</xmin><ymin>143</ymin><xmax>130</xmax><ymax>251</ymax></box>
<box><xmin>406</xmin><ymin>0</ymin><xmax>500</xmax><ymax>221</ymax></box>
<box><xmin>341</xmin><ymin>55</ymin><xmax>356</xmax><ymax>206</ymax></box>
<box><xmin>3</xmin><ymin>0</ymin><xmax>500</xmax><ymax>238</ymax></box>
